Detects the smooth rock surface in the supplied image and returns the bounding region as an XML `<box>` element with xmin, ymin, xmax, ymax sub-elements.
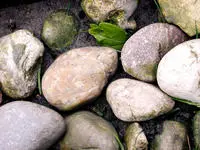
<box><xmin>106</xmin><ymin>78</ymin><xmax>175</xmax><ymax>121</ymax></box>
<box><xmin>158</xmin><ymin>0</ymin><xmax>200</xmax><ymax>36</ymax></box>
<box><xmin>125</xmin><ymin>123</ymin><xmax>148</xmax><ymax>150</ymax></box>
<box><xmin>193</xmin><ymin>111</ymin><xmax>200</xmax><ymax>149</ymax></box>
<box><xmin>81</xmin><ymin>0</ymin><xmax>137</xmax><ymax>29</ymax></box>
<box><xmin>0</xmin><ymin>29</ymin><xmax>44</xmax><ymax>98</ymax></box>
<box><xmin>42</xmin><ymin>9</ymin><xmax>79</xmax><ymax>52</ymax></box>
<box><xmin>151</xmin><ymin>121</ymin><xmax>188</xmax><ymax>150</ymax></box>
<box><xmin>157</xmin><ymin>39</ymin><xmax>200</xmax><ymax>104</ymax></box>
<box><xmin>121</xmin><ymin>23</ymin><xmax>187</xmax><ymax>82</ymax></box>
<box><xmin>0</xmin><ymin>101</ymin><xmax>65</xmax><ymax>150</ymax></box>
<box><xmin>42</xmin><ymin>47</ymin><xmax>118</xmax><ymax>111</ymax></box>
<box><xmin>60</xmin><ymin>111</ymin><xmax>119</xmax><ymax>150</ymax></box>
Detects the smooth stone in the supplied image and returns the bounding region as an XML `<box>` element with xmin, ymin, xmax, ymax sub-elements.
<box><xmin>158</xmin><ymin>0</ymin><xmax>200</xmax><ymax>36</ymax></box>
<box><xmin>42</xmin><ymin>47</ymin><xmax>118</xmax><ymax>111</ymax></box>
<box><xmin>81</xmin><ymin>0</ymin><xmax>137</xmax><ymax>29</ymax></box>
<box><xmin>0</xmin><ymin>29</ymin><xmax>44</xmax><ymax>98</ymax></box>
<box><xmin>157</xmin><ymin>39</ymin><xmax>200</xmax><ymax>104</ymax></box>
<box><xmin>121</xmin><ymin>23</ymin><xmax>187</xmax><ymax>82</ymax></box>
<box><xmin>193</xmin><ymin>111</ymin><xmax>200</xmax><ymax>149</ymax></box>
<box><xmin>125</xmin><ymin>123</ymin><xmax>148</xmax><ymax>150</ymax></box>
<box><xmin>42</xmin><ymin>9</ymin><xmax>79</xmax><ymax>52</ymax></box>
<box><xmin>151</xmin><ymin>121</ymin><xmax>188</xmax><ymax>150</ymax></box>
<box><xmin>106</xmin><ymin>78</ymin><xmax>175</xmax><ymax>121</ymax></box>
<box><xmin>0</xmin><ymin>90</ymin><xmax>2</xmax><ymax>104</ymax></box>
<box><xmin>0</xmin><ymin>101</ymin><xmax>65</xmax><ymax>150</ymax></box>
<box><xmin>60</xmin><ymin>111</ymin><xmax>119</xmax><ymax>150</ymax></box>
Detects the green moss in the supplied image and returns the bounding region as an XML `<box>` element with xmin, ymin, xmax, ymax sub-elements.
<box><xmin>42</xmin><ymin>9</ymin><xmax>79</xmax><ymax>51</ymax></box>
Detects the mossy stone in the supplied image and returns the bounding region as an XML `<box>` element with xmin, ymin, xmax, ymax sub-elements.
<box><xmin>42</xmin><ymin>9</ymin><xmax>79</xmax><ymax>52</ymax></box>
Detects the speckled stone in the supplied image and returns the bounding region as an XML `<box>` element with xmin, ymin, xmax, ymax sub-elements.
<box><xmin>60</xmin><ymin>111</ymin><xmax>119</xmax><ymax>150</ymax></box>
<box><xmin>158</xmin><ymin>0</ymin><xmax>200</xmax><ymax>36</ymax></box>
<box><xmin>0</xmin><ymin>29</ymin><xmax>44</xmax><ymax>99</ymax></box>
<box><xmin>42</xmin><ymin>47</ymin><xmax>118</xmax><ymax>111</ymax></box>
<box><xmin>81</xmin><ymin>0</ymin><xmax>138</xmax><ymax>29</ymax></box>
<box><xmin>157</xmin><ymin>39</ymin><xmax>200</xmax><ymax>104</ymax></box>
<box><xmin>121</xmin><ymin>23</ymin><xmax>187</xmax><ymax>82</ymax></box>
<box><xmin>152</xmin><ymin>121</ymin><xmax>188</xmax><ymax>150</ymax></box>
<box><xmin>0</xmin><ymin>101</ymin><xmax>65</xmax><ymax>150</ymax></box>
<box><xmin>106</xmin><ymin>78</ymin><xmax>175</xmax><ymax>121</ymax></box>
<box><xmin>125</xmin><ymin>123</ymin><xmax>148</xmax><ymax>150</ymax></box>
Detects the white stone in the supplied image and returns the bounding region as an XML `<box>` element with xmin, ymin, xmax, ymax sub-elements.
<box><xmin>157</xmin><ymin>39</ymin><xmax>200</xmax><ymax>103</ymax></box>
<box><xmin>106</xmin><ymin>78</ymin><xmax>175</xmax><ymax>121</ymax></box>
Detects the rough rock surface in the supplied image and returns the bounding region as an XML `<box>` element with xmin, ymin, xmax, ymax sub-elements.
<box><xmin>157</xmin><ymin>39</ymin><xmax>200</xmax><ymax>104</ymax></box>
<box><xmin>158</xmin><ymin>0</ymin><xmax>200</xmax><ymax>36</ymax></box>
<box><xmin>81</xmin><ymin>0</ymin><xmax>138</xmax><ymax>29</ymax></box>
<box><xmin>106</xmin><ymin>78</ymin><xmax>175</xmax><ymax>121</ymax></box>
<box><xmin>0</xmin><ymin>101</ymin><xmax>65</xmax><ymax>150</ymax></box>
<box><xmin>125</xmin><ymin>123</ymin><xmax>148</xmax><ymax>150</ymax></box>
<box><xmin>121</xmin><ymin>23</ymin><xmax>187</xmax><ymax>82</ymax></box>
<box><xmin>0</xmin><ymin>29</ymin><xmax>44</xmax><ymax>98</ymax></box>
<box><xmin>152</xmin><ymin>121</ymin><xmax>188</xmax><ymax>150</ymax></box>
<box><xmin>60</xmin><ymin>111</ymin><xmax>119</xmax><ymax>150</ymax></box>
<box><xmin>193</xmin><ymin>111</ymin><xmax>200</xmax><ymax>149</ymax></box>
<box><xmin>42</xmin><ymin>47</ymin><xmax>118</xmax><ymax>111</ymax></box>
<box><xmin>42</xmin><ymin>9</ymin><xmax>79</xmax><ymax>52</ymax></box>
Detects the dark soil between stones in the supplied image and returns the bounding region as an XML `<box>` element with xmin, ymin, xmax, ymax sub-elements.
<box><xmin>0</xmin><ymin>0</ymin><xmax>199</xmax><ymax>149</ymax></box>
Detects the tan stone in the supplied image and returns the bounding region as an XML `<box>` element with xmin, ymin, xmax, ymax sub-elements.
<box><xmin>42</xmin><ymin>47</ymin><xmax>118</xmax><ymax>111</ymax></box>
<box><xmin>158</xmin><ymin>0</ymin><xmax>200</xmax><ymax>36</ymax></box>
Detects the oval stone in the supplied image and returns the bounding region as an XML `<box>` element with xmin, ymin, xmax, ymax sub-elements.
<box><xmin>106</xmin><ymin>78</ymin><xmax>175</xmax><ymax>121</ymax></box>
<box><xmin>42</xmin><ymin>47</ymin><xmax>118</xmax><ymax>111</ymax></box>
<box><xmin>121</xmin><ymin>23</ymin><xmax>186</xmax><ymax>82</ymax></box>
<box><xmin>157</xmin><ymin>39</ymin><xmax>200</xmax><ymax>104</ymax></box>
<box><xmin>0</xmin><ymin>29</ymin><xmax>44</xmax><ymax>98</ymax></box>
<box><xmin>60</xmin><ymin>111</ymin><xmax>119</xmax><ymax>150</ymax></box>
<box><xmin>0</xmin><ymin>101</ymin><xmax>65</xmax><ymax>150</ymax></box>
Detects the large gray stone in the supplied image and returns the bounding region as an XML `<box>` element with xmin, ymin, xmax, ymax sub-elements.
<box><xmin>0</xmin><ymin>29</ymin><xmax>44</xmax><ymax>98</ymax></box>
<box><xmin>106</xmin><ymin>78</ymin><xmax>175</xmax><ymax>121</ymax></box>
<box><xmin>193</xmin><ymin>111</ymin><xmax>200</xmax><ymax>149</ymax></box>
<box><xmin>60</xmin><ymin>111</ymin><xmax>119</xmax><ymax>150</ymax></box>
<box><xmin>157</xmin><ymin>39</ymin><xmax>200</xmax><ymax>104</ymax></box>
<box><xmin>42</xmin><ymin>46</ymin><xmax>118</xmax><ymax>111</ymax></box>
<box><xmin>121</xmin><ymin>23</ymin><xmax>186</xmax><ymax>82</ymax></box>
<box><xmin>0</xmin><ymin>101</ymin><xmax>65</xmax><ymax>150</ymax></box>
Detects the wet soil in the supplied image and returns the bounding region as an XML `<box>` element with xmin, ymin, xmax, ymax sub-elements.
<box><xmin>0</xmin><ymin>0</ymin><xmax>199</xmax><ymax>149</ymax></box>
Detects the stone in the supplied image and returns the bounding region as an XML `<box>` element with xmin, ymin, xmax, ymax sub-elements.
<box><xmin>193</xmin><ymin>111</ymin><xmax>200</xmax><ymax>149</ymax></box>
<box><xmin>125</xmin><ymin>123</ymin><xmax>148</xmax><ymax>150</ymax></box>
<box><xmin>151</xmin><ymin>121</ymin><xmax>188</xmax><ymax>150</ymax></box>
<box><xmin>60</xmin><ymin>111</ymin><xmax>119</xmax><ymax>150</ymax></box>
<box><xmin>0</xmin><ymin>90</ymin><xmax>2</xmax><ymax>104</ymax></box>
<box><xmin>158</xmin><ymin>0</ymin><xmax>200</xmax><ymax>37</ymax></box>
<box><xmin>42</xmin><ymin>46</ymin><xmax>118</xmax><ymax>111</ymax></box>
<box><xmin>81</xmin><ymin>0</ymin><xmax>138</xmax><ymax>30</ymax></box>
<box><xmin>121</xmin><ymin>23</ymin><xmax>187</xmax><ymax>82</ymax></box>
<box><xmin>0</xmin><ymin>29</ymin><xmax>44</xmax><ymax>99</ymax></box>
<box><xmin>0</xmin><ymin>101</ymin><xmax>65</xmax><ymax>150</ymax></box>
<box><xmin>157</xmin><ymin>39</ymin><xmax>200</xmax><ymax>104</ymax></box>
<box><xmin>42</xmin><ymin>9</ymin><xmax>79</xmax><ymax>52</ymax></box>
<box><xmin>106</xmin><ymin>78</ymin><xmax>175</xmax><ymax>121</ymax></box>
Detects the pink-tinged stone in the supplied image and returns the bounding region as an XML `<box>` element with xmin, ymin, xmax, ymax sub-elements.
<box><xmin>42</xmin><ymin>47</ymin><xmax>118</xmax><ymax>111</ymax></box>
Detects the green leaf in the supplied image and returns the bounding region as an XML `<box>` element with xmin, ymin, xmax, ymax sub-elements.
<box><xmin>114</xmin><ymin>134</ymin><xmax>125</xmax><ymax>150</ymax></box>
<box><xmin>88</xmin><ymin>22</ymin><xmax>128</xmax><ymax>50</ymax></box>
<box><xmin>172</xmin><ymin>97</ymin><xmax>200</xmax><ymax>108</ymax></box>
